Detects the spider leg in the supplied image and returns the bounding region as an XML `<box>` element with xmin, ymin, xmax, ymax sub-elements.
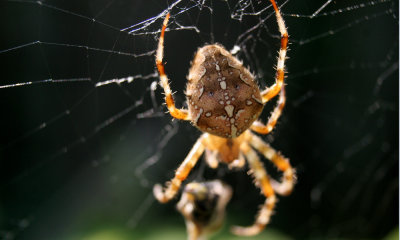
<box><xmin>153</xmin><ymin>134</ymin><xmax>206</xmax><ymax>203</ymax></box>
<box><xmin>261</xmin><ymin>0</ymin><xmax>288</xmax><ymax>103</ymax></box>
<box><xmin>249</xmin><ymin>132</ymin><xmax>295</xmax><ymax>195</ymax></box>
<box><xmin>231</xmin><ymin>143</ymin><xmax>277</xmax><ymax>236</ymax></box>
<box><xmin>251</xmin><ymin>85</ymin><xmax>285</xmax><ymax>135</ymax></box>
<box><xmin>205</xmin><ymin>149</ymin><xmax>219</xmax><ymax>169</ymax></box>
<box><xmin>156</xmin><ymin>13</ymin><xmax>190</xmax><ymax>120</ymax></box>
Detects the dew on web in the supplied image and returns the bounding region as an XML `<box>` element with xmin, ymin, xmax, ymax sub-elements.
<box><xmin>1</xmin><ymin>0</ymin><xmax>398</xmax><ymax>239</ymax></box>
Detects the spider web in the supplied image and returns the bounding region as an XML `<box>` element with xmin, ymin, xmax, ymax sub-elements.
<box><xmin>0</xmin><ymin>0</ymin><xmax>398</xmax><ymax>239</ymax></box>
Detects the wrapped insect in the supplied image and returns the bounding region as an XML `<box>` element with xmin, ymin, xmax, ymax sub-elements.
<box><xmin>177</xmin><ymin>180</ymin><xmax>232</xmax><ymax>240</ymax></box>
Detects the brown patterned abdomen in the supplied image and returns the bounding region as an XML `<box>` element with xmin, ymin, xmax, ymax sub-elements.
<box><xmin>186</xmin><ymin>44</ymin><xmax>263</xmax><ymax>138</ymax></box>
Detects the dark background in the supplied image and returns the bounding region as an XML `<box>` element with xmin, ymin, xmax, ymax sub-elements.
<box><xmin>0</xmin><ymin>0</ymin><xmax>398</xmax><ymax>239</ymax></box>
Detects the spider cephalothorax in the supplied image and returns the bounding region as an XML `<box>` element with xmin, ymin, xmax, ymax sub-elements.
<box><xmin>153</xmin><ymin>0</ymin><xmax>295</xmax><ymax>237</ymax></box>
<box><xmin>186</xmin><ymin>44</ymin><xmax>263</xmax><ymax>138</ymax></box>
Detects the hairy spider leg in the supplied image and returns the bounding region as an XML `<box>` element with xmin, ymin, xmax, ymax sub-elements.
<box><xmin>249</xmin><ymin>132</ymin><xmax>295</xmax><ymax>196</ymax></box>
<box><xmin>231</xmin><ymin>142</ymin><xmax>277</xmax><ymax>236</ymax></box>
<box><xmin>156</xmin><ymin>13</ymin><xmax>190</xmax><ymax>120</ymax></box>
<box><xmin>153</xmin><ymin>135</ymin><xmax>205</xmax><ymax>203</ymax></box>
<box><xmin>251</xmin><ymin>85</ymin><xmax>286</xmax><ymax>134</ymax></box>
<box><xmin>261</xmin><ymin>0</ymin><xmax>289</xmax><ymax>103</ymax></box>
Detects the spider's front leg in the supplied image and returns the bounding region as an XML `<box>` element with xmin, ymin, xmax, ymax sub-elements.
<box><xmin>156</xmin><ymin>13</ymin><xmax>190</xmax><ymax>121</ymax></box>
<box><xmin>253</xmin><ymin>0</ymin><xmax>288</xmax><ymax>135</ymax></box>
<box><xmin>251</xmin><ymin>85</ymin><xmax>285</xmax><ymax>135</ymax></box>
<box><xmin>153</xmin><ymin>134</ymin><xmax>206</xmax><ymax>203</ymax></box>
<box><xmin>231</xmin><ymin>143</ymin><xmax>277</xmax><ymax>236</ymax></box>
<box><xmin>260</xmin><ymin>0</ymin><xmax>288</xmax><ymax>103</ymax></box>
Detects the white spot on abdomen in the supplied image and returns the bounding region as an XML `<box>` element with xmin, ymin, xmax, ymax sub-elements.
<box><xmin>224</xmin><ymin>105</ymin><xmax>234</xmax><ymax>117</ymax></box>
<box><xmin>220</xmin><ymin>81</ymin><xmax>226</xmax><ymax>90</ymax></box>
<box><xmin>231</xmin><ymin>125</ymin><xmax>238</xmax><ymax>137</ymax></box>
<box><xmin>235</xmin><ymin>109</ymin><xmax>245</xmax><ymax>119</ymax></box>
<box><xmin>240</xmin><ymin>73</ymin><xmax>250</xmax><ymax>85</ymax></box>
<box><xmin>198</xmin><ymin>86</ymin><xmax>204</xmax><ymax>98</ymax></box>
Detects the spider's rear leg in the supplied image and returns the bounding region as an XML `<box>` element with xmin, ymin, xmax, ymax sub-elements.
<box><xmin>249</xmin><ymin>132</ymin><xmax>295</xmax><ymax>196</ymax></box>
<box><xmin>231</xmin><ymin>143</ymin><xmax>277</xmax><ymax>236</ymax></box>
<box><xmin>156</xmin><ymin>13</ymin><xmax>190</xmax><ymax>121</ymax></box>
<box><xmin>153</xmin><ymin>134</ymin><xmax>206</xmax><ymax>203</ymax></box>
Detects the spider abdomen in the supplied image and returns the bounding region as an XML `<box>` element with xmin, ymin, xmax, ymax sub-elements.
<box><xmin>186</xmin><ymin>44</ymin><xmax>263</xmax><ymax>138</ymax></box>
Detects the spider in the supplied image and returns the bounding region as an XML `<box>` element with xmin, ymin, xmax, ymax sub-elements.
<box><xmin>153</xmin><ymin>0</ymin><xmax>295</xmax><ymax>236</ymax></box>
<box><xmin>177</xmin><ymin>180</ymin><xmax>232</xmax><ymax>240</ymax></box>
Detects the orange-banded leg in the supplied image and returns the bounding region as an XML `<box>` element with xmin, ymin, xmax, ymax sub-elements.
<box><xmin>231</xmin><ymin>143</ymin><xmax>277</xmax><ymax>236</ymax></box>
<box><xmin>249</xmin><ymin>132</ymin><xmax>295</xmax><ymax>196</ymax></box>
<box><xmin>261</xmin><ymin>0</ymin><xmax>289</xmax><ymax>103</ymax></box>
<box><xmin>251</xmin><ymin>85</ymin><xmax>286</xmax><ymax>135</ymax></box>
<box><xmin>156</xmin><ymin>13</ymin><xmax>190</xmax><ymax>120</ymax></box>
<box><xmin>153</xmin><ymin>134</ymin><xmax>205</xmax><ymax>203</ymax></box>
